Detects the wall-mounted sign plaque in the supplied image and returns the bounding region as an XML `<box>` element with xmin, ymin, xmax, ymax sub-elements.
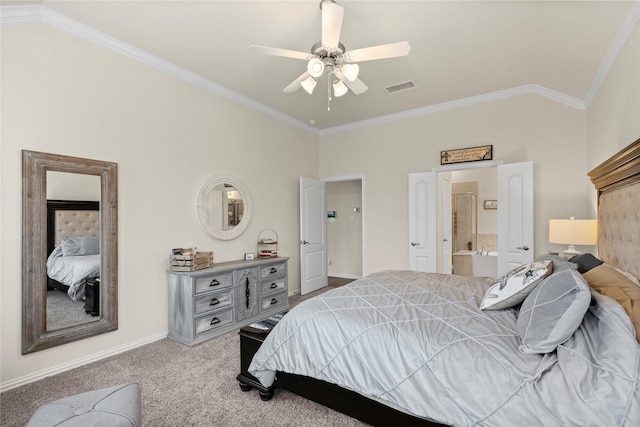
<box><xmin>440</xmin><ymin>145</ymin><xmax>493</xmax><ymax>165</ymax></box>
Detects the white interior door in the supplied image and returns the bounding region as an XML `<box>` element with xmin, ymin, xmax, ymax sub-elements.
<box><xmin>441</xmin><ymin>175</ymin><xmax>452</xmax><ymax>274</ymax></box>
<box><xmin>497</xmin><ymin>161</ymin><xmax>534</xmax><ymax>275</ymax></box>
<box><xmin>300</xmin><ymin>177</ymin><xmax>327</xmax><ymax>295</ymax></box>
<box><xmin>409</xmin><ymin>172</ymin><xmax>437</xmax><ymax>272</ymax></box>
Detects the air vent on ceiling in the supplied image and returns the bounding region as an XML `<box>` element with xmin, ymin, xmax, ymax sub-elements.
<box><xmin>385</xmin><ymin>81</ymin><xmax>416</xmax><ymax>94</ymax></box>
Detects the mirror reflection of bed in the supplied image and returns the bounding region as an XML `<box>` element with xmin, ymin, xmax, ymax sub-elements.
<box><xmin>45</xmin><ymin>197</ymin><xmax>101</xmax><ymax>331</ymax></box>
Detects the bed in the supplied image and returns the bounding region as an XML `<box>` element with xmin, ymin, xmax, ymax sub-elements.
<box><xmin>248</xmin><ymin>138</ymin><xmax>640</xmax><ymax>426</ymax></box>
<box><xmin>46</xmin><ymin>200</ymin><xmax>101</xmax><ymax>302</ymax></box>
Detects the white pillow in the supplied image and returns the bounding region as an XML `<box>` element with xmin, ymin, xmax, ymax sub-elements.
<box><xmin>61</xmin><ymin>236</ymin><xmax>100</xmax><ymax>256</ymax></box>
<box><xmin>480</xmin><ymin>260</ymin><xmax>552</xmax><ymax>310</ymax></box>
<box><xmin>517</xmin><ymin>269</ymin><xmax>591</xmax><ymax>354</ymax></box>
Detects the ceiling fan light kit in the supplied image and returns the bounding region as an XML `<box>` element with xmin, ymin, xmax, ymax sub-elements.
<box><xmin>332</xmin><ymin>80</ymin><xmax>348</xmax><ymax>97</ymax></box>
<box><xmin>301</xmin><ymin>77</ymin><xmax>318</xmax><ymax>95</ymax></box>
<box><xmin>249</xmin><ymin>0</ymin><xmax>411</xmax><ymax>110</ymax></box>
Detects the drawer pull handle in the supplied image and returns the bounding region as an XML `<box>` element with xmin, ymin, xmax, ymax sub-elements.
<box><xmin>210</xmin><ymin>317</ymin><xmax>220</xmax><ymax>325</ymax></box>
<box><xmin>270</xmin><ymin>283</ymin><xmax>277</xmax><ymax>289</ymax></box>
<box><xmin>269</xmin><ymin>267</ymin><xmax>277</xmax><ymax>274</ymax></box>
<box><xmin>270</xmin><ymin>298</ymin><xmax>277</xmax><ymax>305</ymax></box>
<box><xmin>209</xmin><ymin>279</ymin><xmax>220</xmax><ymax>287</ymax></box>
<box><xmin>210</xmin><ymin>298</ymin><xmax>220</xmax><ymax>306</ymax></box>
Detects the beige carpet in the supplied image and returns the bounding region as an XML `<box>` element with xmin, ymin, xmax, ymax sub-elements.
<box><xmin>2</xmin><ymin>289</ymin><xmax>366</xmax><ymax>426</ymax></box>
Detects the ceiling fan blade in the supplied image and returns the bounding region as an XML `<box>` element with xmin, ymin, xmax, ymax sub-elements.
<box><xmin>321</xmin><ymin>2</ymin><xmax>344</xmax><ymax>51</ymax></box>
<box><xmin>283</xmin><ymin>72</ymin><xmax>310</xmax><ymax>93</ymax></box>
<box><xmin>343</xmin><ymin>41</ymin><xmax>411</xmax><ymax>63</ymax></box>
<box><xmin>334</xmin><ymin>69</ymin><xmax>368</xmax><ymax>95</ymax></box>
<box><xmin>343</xmin><ymin>78</ymin><xmax>368</xmax><ymax>95</ymax></box>
<box><xmin>248</xmin><ymin>45</ymin><xmax>312</xmax><ymax>61</ymax></box>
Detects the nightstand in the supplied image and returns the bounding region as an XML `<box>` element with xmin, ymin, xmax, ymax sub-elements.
<box><xmin>236</xmin><ymin>311</ymin><xmax>288</xmax><ymax>401</ymax></box>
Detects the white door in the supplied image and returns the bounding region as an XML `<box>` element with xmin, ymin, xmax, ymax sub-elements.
<box><xmin>441</xmin><ymin>175</ymin><xmax>452</xmax><ymax>274</ymax></box>
<box><xmin>497</xmin><ymin>162</ymin><xmax>534</xmax><ymax>275</ymax></box>
<box><xmin>300</xmin><ymin>177</ymin><xmax>327</xmax><ymax>295</ymax></box>
<box><xmin>409</xmin><ymin>172</ymin><xmax>437</xmax><ymax>272</ymax></box>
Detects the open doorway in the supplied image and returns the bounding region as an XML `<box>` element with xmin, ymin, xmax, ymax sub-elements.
<box><xmin>444</xmin><ymin>168</ymin><xmax>498</xmax><ymax>277</ymax></box>
<box><xmin>326</xmin><ymin>178</ymin><xmax>363</xmax><ymax>285</ymax></box>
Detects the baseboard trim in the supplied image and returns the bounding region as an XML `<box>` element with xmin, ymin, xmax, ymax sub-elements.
<box><xmin>0</xmin><ymin>332</ymin><xmax>168</xmax><ymax>393</ymax></box>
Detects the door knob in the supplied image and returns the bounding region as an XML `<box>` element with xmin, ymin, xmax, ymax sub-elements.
<box><xmin>517</xmin><ymin>245</ymin><xmax>530</xmax><ymax>251</ymax></box>
<box><xmin>301</xmin><ymin>240</ymin><xmax>309</xmax><ymax>245</ymax></box>
<box><xmin>443</xmin><ymin>239</ymin><xmax>449</xmax><ymax>243</ymax></box>
<box><xmin>411</xmin><ymin>242</ymin><xmax>420</xmax><ymax>246</ymax></box>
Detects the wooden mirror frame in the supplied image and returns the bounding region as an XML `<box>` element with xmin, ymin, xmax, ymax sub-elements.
<box><xmin>196</xmin><ymin>174</ymin><xmax>252</xmax><ymax>240</ymax></box>
<box><xmin>22</xmin><ymin>150</ymin><xmax>118</xmax><ymax>354</ymax></box>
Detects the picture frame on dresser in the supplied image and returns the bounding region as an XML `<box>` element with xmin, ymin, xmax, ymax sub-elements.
<box><xmin>167</xmin><ymin>257</ymin><xmax>289</xmax><ymax>346</ymax></box>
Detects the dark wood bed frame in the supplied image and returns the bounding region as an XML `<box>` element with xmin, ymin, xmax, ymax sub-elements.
<box><xmin>253</xmin><ymin>138</ymin><xmax>640</xmax><ymax>427</ymax></box>
<box><xmin>46</xmin><ymin>199</ymin><xmax>100</xmax><ymax>292</ymax></box>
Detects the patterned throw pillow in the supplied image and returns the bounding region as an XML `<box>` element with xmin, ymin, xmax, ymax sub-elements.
<box><xmin>517</xmin><ymin>270</ymin><xmax>591</xmax><ymax>354</ymax></box>
<box><xmin>480</xmin><ymin>260</ymin><xmax>553</xmax><ymax>310</ymax></box>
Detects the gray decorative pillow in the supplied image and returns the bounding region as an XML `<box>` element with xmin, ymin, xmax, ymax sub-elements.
<box><xmin>61</xmin><ymin>236</ymin><xmax>100</xmax><ymax>256</ymax></box>
<box><xmin>517</xmin><ymin>270</ymin><xmax>591</xmax><ymax>354</ymax></box>
<box><xmin>536</xmin><ymin>254</ymin><xmax>578</xmax><ymax>272</ymax></box>
<box><xmin>480</xmin><ymin>260</ymin><xmax>553</xmax><ymax>310</ymax></box>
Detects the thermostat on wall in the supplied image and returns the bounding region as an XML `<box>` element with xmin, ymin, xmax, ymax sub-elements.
<box><xmin>327</xmin><ymin>211</ymin><xmax>336</xmax><ymax>218</ymax></box>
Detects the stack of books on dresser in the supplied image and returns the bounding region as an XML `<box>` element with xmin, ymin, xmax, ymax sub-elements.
<box><xmin>169</xmin><ymin>247</ymin><xmax>214</xmax><ymax>271</ymax></box>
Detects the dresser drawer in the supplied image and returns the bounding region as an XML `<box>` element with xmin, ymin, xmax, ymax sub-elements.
<box><xmin>194</xmin><ymin>272</ymin><xmax>233</xmax><ymax>295</ymax></box>
<box><xmin>261</xmin><ymin>291</ymin><xmax>287</xmax><ymax>311</ymax></box>
<box><xmin>260</xmin><ymin>263</ymin><xmax>285</xmax><ymax>279</ymax></box>
<box><xmin>195</xmin><ymin>308</ymin><xmax>233</xmax><ymax>335</ymax></box>
<box><xmin>194</xmin><ymin>289</ymin><xmax>233</xmax><ymax>316</ymax></box>
<box><xmin>261</xmin><ymin>277</ymin><xmax>286</xmax><ymax>295</ymax></box>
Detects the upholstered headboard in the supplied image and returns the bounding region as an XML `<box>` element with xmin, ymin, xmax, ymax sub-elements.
<box><xmin>46</xmin><ymin>200</ymin><xmax>100</xmax><ymax>254</ymax></box>
<box><xmin>588</xmin><ymin>138</ymin><xmax>640</xmax><ymax>280</ymax></box>
<box><xmin>54</xmin><ymin>210</ymin><xmax>100</xmax><ymax>246</ymax></box>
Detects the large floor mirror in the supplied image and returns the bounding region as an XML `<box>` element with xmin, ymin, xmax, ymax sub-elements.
<box><xmin>22</xmin><ymin>150</ymin><xmax>118</xmax><ymax>354</ymax></box>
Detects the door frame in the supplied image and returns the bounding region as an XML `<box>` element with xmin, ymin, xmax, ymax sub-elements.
<box><xmin>325</xmin><ymin>174</ymin><xmax>365</xmax><ymax>279</ymax></box>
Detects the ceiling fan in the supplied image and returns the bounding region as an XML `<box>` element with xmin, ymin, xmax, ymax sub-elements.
<box><xmin>248</xmin><ymin>0</ymin><xmax>411</xmax><ymax>108</ymax></box>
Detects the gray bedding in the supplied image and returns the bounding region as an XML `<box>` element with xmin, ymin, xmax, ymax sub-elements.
<box><xmin>249</xmin><ymin>270</ymin><xmax>640</xmax><ymax>426</ymax></box>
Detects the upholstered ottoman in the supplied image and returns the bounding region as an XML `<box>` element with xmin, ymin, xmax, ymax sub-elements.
<box><xmin>26</xmin><ymin>383</ymin><xmax>141</xmax><ymax>427</ymax></box>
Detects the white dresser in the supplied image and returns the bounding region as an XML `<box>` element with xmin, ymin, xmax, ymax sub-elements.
<box><xmin>168</xmin><ymin>257</ymin><xmax>289</xmax><ymax>346</ymax></box>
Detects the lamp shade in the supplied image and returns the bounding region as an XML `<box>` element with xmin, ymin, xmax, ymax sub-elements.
<box><xmin>301</xmin><ymin>77</ymin><xmax>317</xmax><ymax>94</ymax></box>
<box><xmin>341</xmin><ymin>63</ymin><xmax>359</xmax><ymax>82</ymax></box>
<box><xmin>549</xmin><ymin>218</ymin><xmax>597</xmax><ymax>254</ymax></box>
<box><xmin>307</xmin><ymin>58</ymin><xmax>325</xmax><ymax>78</ymax></box>
<box><xmin>332</xmin><ymin>80</ymin><xmax>348</xmax><ymax>97</ymax></box>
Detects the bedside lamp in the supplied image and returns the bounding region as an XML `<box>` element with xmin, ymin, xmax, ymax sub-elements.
<box><xmin>549</xmin><ymin>217</ymin><xmax>598</xmax><ymax>256</ymax></box>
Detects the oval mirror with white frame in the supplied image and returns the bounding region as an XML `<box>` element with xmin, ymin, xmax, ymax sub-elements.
<box><xmin>196</xmin><ymin>175</ymin><xmax>252</xmax><ymax>240</ymax></box>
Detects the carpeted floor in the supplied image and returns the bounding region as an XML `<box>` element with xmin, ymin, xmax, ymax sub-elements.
<box><xmin>46</xmin><ymin>289</ymin><xmax>95</xmax><ymax>330</ymax></box>
<box><xmin>2</xmin><ymin>288</ymin><xmax>366</xmax><ymax>426</ymax></box>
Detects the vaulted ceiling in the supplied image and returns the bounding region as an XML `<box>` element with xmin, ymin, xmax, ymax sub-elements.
<box><xmin>4</xmin><ymin>1</ymin><xmax>639</xmax><ymax>132</ymax></box>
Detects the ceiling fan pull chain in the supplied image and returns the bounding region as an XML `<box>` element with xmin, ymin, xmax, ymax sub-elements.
<box><xmin>327</xmin><ymin>77</ymin><xmax>331</xmax><ymax>111</ymax></box>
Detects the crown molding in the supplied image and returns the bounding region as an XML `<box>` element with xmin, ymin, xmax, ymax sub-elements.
<box><xmin>583</xmin><ymin>0</ymin><xmax>640</xmax><ymax>108</ymax></box>
<box><xmin>319</xmin><ymin>85</ymin><xmax>585</xmax><ymax>136</ymax></box>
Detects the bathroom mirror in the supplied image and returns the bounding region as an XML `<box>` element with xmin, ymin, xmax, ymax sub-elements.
<box><xmin>22</xmin><ymin>150</ymin><xmax>118</xmax><ymax>354</ymax></box>
<box><xmin>196</xmin><ymin>175</ymin><xmax>251</xmax><ymax>240</ymax></box>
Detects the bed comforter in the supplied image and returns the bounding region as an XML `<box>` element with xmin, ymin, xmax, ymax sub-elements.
<box><xmin>46</xmin><ymin>245</ymin><xmax>100</xmax><ymax>301</ymax></box>
<box><xmin>249</xmin><ymin>270</ymin><xmax>640</xmax><ymax>426</ymax></box>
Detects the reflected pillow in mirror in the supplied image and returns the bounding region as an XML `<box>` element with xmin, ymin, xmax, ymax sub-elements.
<box><xmin>61</xmin><ymin>236</ymin><xmax>100</xmax><ymax>256</ymax></box>
<box><xmin>480</xmin><ymin>260</ymin><xmax>552</xmax><ymax>310</ymax></box>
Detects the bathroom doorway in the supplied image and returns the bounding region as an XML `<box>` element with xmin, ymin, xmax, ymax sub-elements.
<box><xmin>439</xmin><ymin>166</ymin><xmax>498</xmax><ymax>277</ymax></box>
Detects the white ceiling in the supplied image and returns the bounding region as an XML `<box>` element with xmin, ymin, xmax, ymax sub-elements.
<box><xmin>4</xmin><ymin>1</ymin><xmax>639</xmax><ymax>132</ymax></box>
